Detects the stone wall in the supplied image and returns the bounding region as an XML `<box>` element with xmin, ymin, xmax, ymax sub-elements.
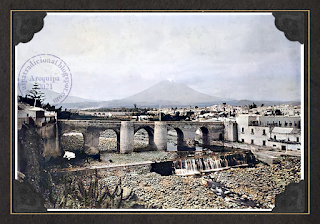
<box><xmin>51</xmin><ymin>163</ymin><xmax>152</xmax><ymax>179</ymax></box>
<box><xmin>224</xmin><ymin>121</ymin><xmax>238</xmax><ymax>142</ymax></box>
<box><xmin>98</xmin><ymin>164</ymin><xmax>152</xmax><ymax>177</ymax></box>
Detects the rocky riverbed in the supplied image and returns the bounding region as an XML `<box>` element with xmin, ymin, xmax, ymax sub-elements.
<box><xmin>47</xmin><ymin>154</ymin><xmax>301</xmax><ymax>210</ymax></box>
<box><xmin>101</xmin><ymin>156</ymin><xmax>300</xmax><ymax>209</ymax></box>
<box><xmin>207</xmin><ymin>156</ymin><xmax>301</xmax><ymax>208</ymax></box>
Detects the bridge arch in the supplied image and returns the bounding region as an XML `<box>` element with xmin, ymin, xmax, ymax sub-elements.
<box><xmin>133</xmin><ymin>126</ymin><xmax>155</xmax><ymax>150</ymax></box>
<box><xmin>60</xmin><ymin>131</ymin><xmax>84</xmax><ymax>154</ymax></box>
<box><xmin>167</xmin><ymin>127</ymin><xmax>185</xmax><ymax>151</ymax></box>
<box><xmin>97</xmin><ymin>128</ymin><xmax>120</xmax><ymax>153</ymax></box>
<box><xmin>195</xmin><ymin>126</ymin><xmax>210</xmax><ymax>146</ymax></box>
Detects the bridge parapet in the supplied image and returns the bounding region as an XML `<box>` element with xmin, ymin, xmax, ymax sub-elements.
<box><xmin>59</xmin><ymin>119</ymin><xmax>121</xmax><ymax>126</ymax></box>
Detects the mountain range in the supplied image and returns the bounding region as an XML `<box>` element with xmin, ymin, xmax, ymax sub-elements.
<box><xmin>50</xmin><ymin>79</ymin><xmax>300</xmax><ymax>109</ymax></box>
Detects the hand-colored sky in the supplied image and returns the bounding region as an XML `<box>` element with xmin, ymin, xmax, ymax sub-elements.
<box><xmin>16</xmin><ymin>12</ymin><xmax>302</xmax><ymax>101</ymax></box>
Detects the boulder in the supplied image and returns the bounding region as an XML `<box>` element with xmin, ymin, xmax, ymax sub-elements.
<box><xmin>122</xmin><ymin>187</ymin><xmax>132</xmax><ymax>199</ymax></box>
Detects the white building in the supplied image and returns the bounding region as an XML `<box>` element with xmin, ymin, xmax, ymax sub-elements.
<box><xmin>18</xmin><ymin>103</ymin><xmax>57</xmax><ymax>129</ymax></box>
<box><xmin>269</xmin><ymin>127</ymin><xmax>301</xmax><ymax>150</ymax></box>
<box><xmin>236</xmin><ymin>114</ymin><xmax>301</xmax><ymax>150</ymax></box>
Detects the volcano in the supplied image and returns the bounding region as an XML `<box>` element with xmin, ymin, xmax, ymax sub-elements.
<box><xmin>118</xmin><ymin>79</ymin><xmax>221</xmax><ymax>107</ymax></box>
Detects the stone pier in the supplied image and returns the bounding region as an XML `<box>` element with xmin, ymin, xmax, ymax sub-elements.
<box><xmin>120</xmin><ymin>121</ymin><xmax>134</xmax><ymax>153</ymax></box>
<box><xmin>154</xmin><ymin>121</ymin><xmax>168</xmax><ymax>151</ymax></box>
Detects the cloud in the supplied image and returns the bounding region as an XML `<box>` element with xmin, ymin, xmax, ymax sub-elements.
<box><xmin>16</xmin><ymin>13</ymin><xmax>302</xmax><ymax>102</ymax></box>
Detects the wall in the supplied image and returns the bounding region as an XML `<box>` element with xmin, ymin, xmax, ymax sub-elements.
<box><xmin>267</xmin><ymin>141</ymin><xmax>301</xmax><ymax>151</ymax></box>
<box><xmin>224</xmin><ymin>121</ymin><xmax>237</xmax><ymax>142</ymax></box>
<box><xmin>238</xmin><ymin>126</ymin><xmax>270</xmax><ymax>146</ymax></box>
<box><xmin>52</xmin><ymin>163</ymin><xmax>152</xmax><ymax>179</ymax></box>
<box><xmin>38</xmin><ymin>123</ymin><xmax>61</xmax><ymax>158</ymax></box>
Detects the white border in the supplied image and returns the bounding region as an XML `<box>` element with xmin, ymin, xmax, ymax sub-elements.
<box><xmin>48</xmin><ymin>208</ymin><xmax>273</xmax><ymax>212</ymax></box>
<box><xmin>50</xmin><ymin>12</ymin><xmax>272</xmax><ymax>16</ymax></box>
<box><xmin>15</xmin><ymin>47</ymin><xmax>18</xmax><ymax>180</ymax></box>
<box><xmin>301</xmin><ymin>44</ymin><xmax>304</xmax><ymax>180</ymax></box>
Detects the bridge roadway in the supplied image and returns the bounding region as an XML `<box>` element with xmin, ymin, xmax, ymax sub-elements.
<box><xmin>58</xmin><ymin>120</ymin><xmax>237</xmax><ymax>153</ymax></box>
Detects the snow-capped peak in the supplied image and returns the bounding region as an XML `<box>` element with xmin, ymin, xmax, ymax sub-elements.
<box><xmin>167</xmin><ymin>78</ymin><xmax>177</xmax><ymax>83</ymax></box>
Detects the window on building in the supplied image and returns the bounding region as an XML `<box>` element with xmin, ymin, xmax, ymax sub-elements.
<box><xmin>251</xmin><ymin>139</ymin><xmax>254</xmax><ymax>144</ymax></box>
<box><xmin>241</xmin><ymin>127</ymin><xmax>244</xmax><ymax>133</ymax></box>
<box><xmin>281</xmin><ymin>145</ymin><xmax>286</xmax><ymax>150</ymax></box>
<box><xmin>279</xmin><ymin>121</ymin><xmax>281</xmax><ymax>127</ymax></box>
<box><xmin>241</xmin><ymin>139</ymin><xmax>244</xmax><ymax>143</ymax></box>
<box><xmin>262</xmin><ymin>129</ymin><xmax>266</xmax><ymax>135</ymax></box>
<box><xmin>289</xmin><ymin>122</ymin><xmax>292</xmax><ymax>127</ymax></box>
<box><xmin>285</xmin><ymin>122</ymin><xmax>288</xmax><ymax>127</ymax></box>
<box><xmin>263</xmin><ymin>140</ymin><xmax>266</xmax><ymax>146</ymax></box>
<box><xmin>274</xmin><ymin>135</ymin><xmax>276</xmax><ymax>140</ymax></box>
<box><xmin>297</xmin><ymin>137</ymin><xmax>299</xmax><ymax>142</ymax></box>
<box><xmin>251</xmin><ymin>129</ymin><xmax>254</xmax><ymax>134</ymax></box>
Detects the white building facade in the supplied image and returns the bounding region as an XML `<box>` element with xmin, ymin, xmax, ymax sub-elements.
<box><xmin>236</xmin><ymin>114</ymin><xmax>301</xmax><ymax>151</ymax></box>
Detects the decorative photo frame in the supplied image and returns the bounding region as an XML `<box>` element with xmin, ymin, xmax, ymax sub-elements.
<box><xmin>11</xmin><ymin>10</ymin><xmax>310</xmax><ymax>215</ymax></box>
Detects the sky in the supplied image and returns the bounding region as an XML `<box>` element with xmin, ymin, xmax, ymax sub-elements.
<box><xmin>16</xmin><ymin>13</ymin><xmax>302</xmax><ymax>102</ymax></box>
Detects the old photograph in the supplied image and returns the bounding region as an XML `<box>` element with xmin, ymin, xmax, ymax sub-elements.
<box><xmin>14</xmin><ymin>11</ymin><xmax>306</xmax><ymax>212</ymax></box>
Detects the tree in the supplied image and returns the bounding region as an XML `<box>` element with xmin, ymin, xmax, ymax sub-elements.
<box><xmin>275</xmin><ymin>109</ymin><xmax>282</xmax><ymax>115</ymax></box>
<box><xmin>43</xmin><ymin>103</ymin><xmax>56</xmax><ymax>111</ymax></box>
<box><xmin>249</xmin><ymin>102</ymin><xmax>257</xmax><ymax>109</ymax></box>
<box><xmin>28</xmin><ymin>82</ymin><xmax>45</xmax><ymax>107</ymax></box>
<box><xmin>18</xmin><ymin>95</ymin><xmax>34</xmax><ymax>106</ymax></box>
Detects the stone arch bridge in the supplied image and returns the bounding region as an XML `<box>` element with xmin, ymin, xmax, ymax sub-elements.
<box><xmin>58</xmin><ymin>120</ymin><xmax>237</xmax><ymax>153</ymax></box>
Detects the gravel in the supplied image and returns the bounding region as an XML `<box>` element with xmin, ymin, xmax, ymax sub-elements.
<box><xmin>48</xmin><ymin>152</ymin><xmax>301</xmax><ymax>210</ymax></box>
<box><xmin>99</xmin><ymin>155</ymin><xmax>301</xmax><ymax>209</ymax></box>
